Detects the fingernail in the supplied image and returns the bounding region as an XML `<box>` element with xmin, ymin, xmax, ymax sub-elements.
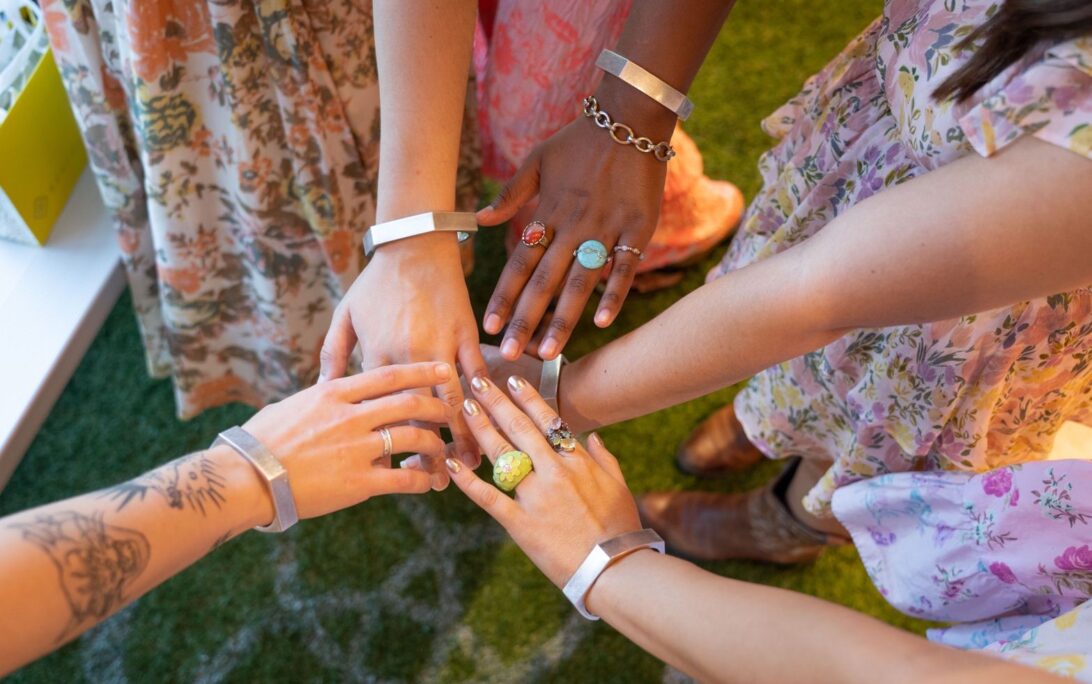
<box><xmin>501</xmin><ymin>338</ymin><xmax>519</xmax><ymax>358</ymax></box>
<box><xmin>539</xmin><ymin>338</ymin><xmax>558</xmax><ymax>359</ymax></box>
<box><xmin>445</xmin><ymin>457</ymin><xmax>462</xmax><ymax>473</ymax></box>
<box><xmin>463</xmin><ymin>398</ymin><xmax>481</xmax><ymax>416</ymax></box>
<box><xmin>485</xmin><ymin>313</ymin><xmax>502</xmax><ymax>333</ymax></box>
<box><xmin>589</xmin><ymin>432</ymin><xmax>603</xmax><ymax>448</ymax></box>
<box><xmin>431</xmin><ymin>472</ymin><xmax>448</xmax><ymax>491</ymax></box>
<box><xmin>595</xmin><ymin>309</ymin><xmax>610</xmax><ymax>327</ymax></box>
<box><xmin>507</xmin><ymin>375</ymin><xmax>527</xmax><ymax>392</ymax></box>
<box><xmin>435</xmin><ymin>363</ymin><xmax>451</xmax><ymax>380</ymax></box>
<box><xmin>470</xmin><ymin>375</ymin><xmax>489</xmax><ymax>393</ymax></box>
<box><xmin>400</xmin><ymin>455</ymin><xmax>422</xmax><ymax>470</ymax></box>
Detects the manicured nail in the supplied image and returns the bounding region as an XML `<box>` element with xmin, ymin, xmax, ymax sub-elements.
<box><xmin>485</xmin><ymin>313</ymin><xmax>502</xmax><ymax>334</ymax></box>
<box><xmin>445</xmin><ymin>457</ymin><xmax>462</xmax><ymax>473</ymax></box>
<box><xmin>435</xmin><ymin>363</ymin><xmax>451</xmax><ymax>380</ymax></box>
<box><xmin>589</xmin><ymin>432</ymin><xmax>604</xmax><ymax>448</ymax></box>
<box><xmin>539</xmin><ymin>338</ymin><xmax>559</xmax><ymax>359</ymax></box>
<box><xmin>431</xmin><ymin>472</ymin><xmax>448</xmax><ymax>491</ymax></box>
<box><xmin>470</xmin><ymin>375</ymin><xmax>489</xmax><ymax>393</ymax></box>
<box><xmin>501</xmin><ymin>338</ymin><xmax>519</xmax><ymax>358</ymax></box>
<box><xmin>508</xmin><ymin>375</ymin><xmax>527</xmax><ymax>392</ymax></box>
<box><xmin>595</xmin><ymin>309</ymin><xmax>610</xmax><ymax>327</ymax></box>
<box><xmin>400</xmin><ymin>455</ymin><xmax>422</xmax><ymax>470</ymax></box>
<box><xmin>463</xmin><ymin>398</ymin><xmax>481</xmax><ymax>416</ymax></box>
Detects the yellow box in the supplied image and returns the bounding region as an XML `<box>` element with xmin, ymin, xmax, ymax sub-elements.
<box><xmin>0</xmin><ymin>47</ymin><xmax>87</xmax><ymax>245</ymax></box>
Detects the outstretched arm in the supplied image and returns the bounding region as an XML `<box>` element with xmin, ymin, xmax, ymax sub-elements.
<box><xmin>445</xmin><ymin>370</ymin><xmax>1061</xmax><ymax>683</ymax></box>
<box><xmin>560</xmin><ymin>137</ymin><xmax>1092</xmax><ymax>431</ymax></box>
<box><xmin>477</xmin><ymin>0</ymin><xmax>738</xmax><ymax>361</ymax></box>
<box><xmin>318</xmin><ymin>0</ymin><xmax>486</xmax><ymax>475</ymax></box>
<box><xmin>0</xmin><ymin>363</ymin><xmax>453</xmax><ymax>676</ymax></box>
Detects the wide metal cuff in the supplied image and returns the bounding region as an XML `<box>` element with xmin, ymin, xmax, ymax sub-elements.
<box><xmin>596</xmin><ymin>49</ymin><xmax>694</xmax><ymax>121</ymax></box>
<box><xmin>363</xmin><ymin>211</ymin><xmax>478</xmax><ymax>256</ymax></box>
<box><xmin>213</xmin><ymin>426</ymin><xmax>299</xmax><ymax>533</ymax></box>
<box><xmin>562</xmin><ymin>528</ymin><xmax>665</xmax><ymax>620</ymax></box>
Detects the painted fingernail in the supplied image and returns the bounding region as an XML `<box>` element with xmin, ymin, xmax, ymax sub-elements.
<box><xmin>595</xmin><ymin>309</ymin><xmax>610</xmax><ymax>327</ymax></box>
<box><xmin>435</xmin><ymin>363</ymin><xmax>452</xmax><ymax>380</ymax></box>
<box><xmin>539</xmin><ymin>338</ymin><xmax>559</xmax><ymax>359</ymax></box>
<box><xmin>445</xmin><ymin>457</ymin><xmax>462</xmax><ymax>473</ymax></box>
<box><xmin>501</xmin><ymin>338</ymin><xmax>519</xmax><ymax>358</ymax></box>
<box><xmin>400</xmin><ymin>455</ymin><xmax>421</xmax><ymax>470</ymax></box>
<box><xmin>463</xmin><ymin>398</ymin><xmax>481</xmax><ymax>416</ymax></box>
<box><xmin>508</xmin><ymin>375</ymin><xmax>527</xmax><ymax>392</ymax></box>
<box><xmin>470</xmin><ymin>376</ymin><xmax>489</xmax><ymax>393</ymax></box>
<box><xmin>485</xmin><ymin>313</ymin><xmax>502</xmax><ymax>333</ymax></box>
<box><xmin>589</xmin><ymin>432</ymin><xmax>604</xmax><ymax>448</ymax></box>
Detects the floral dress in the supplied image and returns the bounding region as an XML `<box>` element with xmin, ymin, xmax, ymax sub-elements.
<box><xmin>833</xmin><ymin>460</ymin><xmax>1092</xmax><ymax>679</ymax></box>
<box><xmin>707</xmin><ymin>0</ymin><xmax>1092</xmax><ymax>514</ymax></box>
<box><xmin>43</xmin><ymin>0</ymin><xmax>480</xmax><ymax>418</ymax></box>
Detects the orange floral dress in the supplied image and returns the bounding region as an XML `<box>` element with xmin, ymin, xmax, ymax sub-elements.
<box><xmin>43</xmin><ymin>0</ymin><xmax>481</xmax><ymax>418</ymax></box>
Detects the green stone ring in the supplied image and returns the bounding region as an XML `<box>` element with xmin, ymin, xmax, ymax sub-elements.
<box><xmin>573</xmin><ymin>240</ymin><xmax>610</xmax><ymax>269</ymax></box>
<box><xmin>493</xmin><ymin>450</ymin><xmax>534</xmax><ymax>492</ymax></box>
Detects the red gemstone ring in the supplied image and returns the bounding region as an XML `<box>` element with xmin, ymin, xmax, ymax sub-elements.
<box><xmin>521</xmin><ymin>221</ymin><xmax>550</xmax><ymax>248</ymax></box>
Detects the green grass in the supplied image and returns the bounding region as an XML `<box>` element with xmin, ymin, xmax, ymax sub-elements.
<box><xmin>1</xmin><ymin>2</ymin><xmax>931</xmax><ymax>681</ymax></box>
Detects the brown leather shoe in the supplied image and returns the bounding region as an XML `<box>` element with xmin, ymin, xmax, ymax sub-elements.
<box><xmin>676</xmin><ymin>403</ymin><xmax>765</xmax><ymax>477</ymax></box>
<box><xmin>637</xmin><ymin>459</ymin><xmax>850</xmax><ymax>564</ymax></box>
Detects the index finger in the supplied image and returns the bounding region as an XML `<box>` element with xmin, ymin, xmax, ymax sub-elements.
<box><xmin>331</xmin><ymin>362</ymin><xmax>453</xmax><ymax>402</ymax></box>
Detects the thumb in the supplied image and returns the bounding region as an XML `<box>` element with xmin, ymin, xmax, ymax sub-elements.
<box><xmin>318</xmin><ymin>305</ymin><xmax>357</xmax><ymax>383</ymax></box>
<box><xmin>476</xmin><ymin>151</ymin><xmax>541</xmax><ymax>226</ymax></box>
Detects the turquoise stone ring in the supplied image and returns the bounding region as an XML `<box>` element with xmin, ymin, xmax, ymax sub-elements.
<box><xmin>573</xmin><ymin>240</ymin><xmax>610</xmax><ymax>269</ymax></box>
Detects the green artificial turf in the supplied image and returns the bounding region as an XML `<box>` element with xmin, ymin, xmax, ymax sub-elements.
<box><xmin>1</xmin><ymin>2</ymin><xmax>932</xmax><ymax>681</ymax></box>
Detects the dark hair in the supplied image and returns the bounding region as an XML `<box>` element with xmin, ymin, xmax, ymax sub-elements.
<box><xmin>933</xmin><ymin>0</ymin><xmax>1092</xmax><ymax>102</ymax></box>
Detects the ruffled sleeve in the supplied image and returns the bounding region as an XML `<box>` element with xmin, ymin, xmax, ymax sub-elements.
<box><xmin>958</xmin><ymin>37</ymin><xmax>1092</xmax><ymax>159</ymax></box>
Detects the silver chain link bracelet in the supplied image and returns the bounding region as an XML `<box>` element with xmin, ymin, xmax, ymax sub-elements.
<box><xmin>582</xmin><ymin>96</ymin><xmax>676</xmax><ymax>162</ymax></box>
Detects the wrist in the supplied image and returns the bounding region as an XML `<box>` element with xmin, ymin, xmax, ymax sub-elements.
<box><xmin>593</xmin><ymin>76</ymin><xmax>678</xmax><ymax>142</ymax></box>
<box><xmin>368</xmin><ymin>230</ymin><xmax>462</xmax><ymax>263</ymax></box>
<box><xmin>205</xmin><ymin>444</ymin><xmax>276</xmax><ymax>531</ymax></box>
<box><xmin>584</xmin><ymin>546</ymin><xmax>660</xmax><ymax>618</ymax></box>
<box><xmin>559</xmin><ymin>360</ymin><xmax>599</xmax><ymax>434</ymax></box>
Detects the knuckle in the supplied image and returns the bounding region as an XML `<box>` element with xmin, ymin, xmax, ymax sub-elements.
<box><xmin>374</xmin><ymin>365</ymin><xmax>397</xmax><ymax>386</ymax></box>
<box><xmin>506</xmin><ymin>414</ymin><xmax>536</xmax><ymax>435</ymax></box>
<box><xmin>548</xmin><ymin>317</ymin><xmax>572</xmax><ymax>335</ymax></box>
<box><xmin>507</xmin><ymin>318</ymin><xmax>532</xmax><ymax>336</ymax></box>
<box><xmin>489</xmin><ymin>293</ymin><xmax>513</xmax><ymax>315</ymax></box>
<box><xmin>613</xmin><ymin>259</ymin><xmax>635</xmax><ymax>278</ymax></box>
<box><xmin>508</xmin><ymin>253</ymin><xmax>533</xmax><ymax>277</ymax></box>
<box><xmin>566</xmin><ymin>274</ymin><xmax>589</xmax><ymax>294</ymax></box>
<box><xmin>599</xmin><ymin>292</ymin><xmax>622</xmax><ymax>309</ymax></box>
<box><xmin>477</xmin><ymin>483</ymin><xmax>501</xmax><ymax>510</ymax></box>
<box><xmin>529</xmin><ymin>270</ymin><xmax>553</xmax><ymax>293</ymax></box>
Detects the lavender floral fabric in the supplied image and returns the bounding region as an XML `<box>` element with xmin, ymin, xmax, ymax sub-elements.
<box><xmin>832</xmin><ymin>459</ymin><xmax>1092</xmax><ymax>679</ymax></box>
<box><xmin>708</xmin><ymin>0</ymin><xmax>1092</xmax><ymax>515</ymax></box>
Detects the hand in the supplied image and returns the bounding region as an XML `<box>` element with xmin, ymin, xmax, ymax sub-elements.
<box><xmin>444</xmin><ymin>373</ymin><xmax>641</xmax><ymax>589</ymax></box>
<box><xmin>477</xmin><ymin>109</ymin><xmax>670</xmax><ymax>362</ymax></box>
<box><xmin>242</xmin><ymin>362</ymin><xmax>454</xmax><ymax>519</ymax></box>
<box><xmin>474</xmin><ymin>343</ymin><xmax>544</xmax><ymax>394</ymax></box>
<box><xmin>318</xmin><ymin>233</ymin><xmax>488</xmax><ymax>481</ymax></box>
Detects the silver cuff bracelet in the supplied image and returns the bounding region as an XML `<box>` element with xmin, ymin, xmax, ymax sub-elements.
<box><xmin>596</xmin><ymin>49</ymin><xmax>694</xmax><ymax>121</ymax></box>
<box><xmin>363</xmin><ymin>211</ymin><xmax>478</xmax><ymax>257</ymax></box>
<box><xmin>213</xmin><ymin>426</ymin><xmax>299</xmax><ymax>533</ymax></box>
<box><xmin>539</xmin><ymin>354</ymin><xmax>567</xmax><ymax>413</ymax></box>
<box><xmin>563</xmin><ymin>528</ymin><xmax>665</xmax><ymax>620</ymax></box>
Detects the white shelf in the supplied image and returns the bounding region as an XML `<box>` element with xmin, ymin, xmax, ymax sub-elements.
<box><xmin>0</xmin><ymin>169</ymin><xmax>124</xmax><ymax>490</ymax></box>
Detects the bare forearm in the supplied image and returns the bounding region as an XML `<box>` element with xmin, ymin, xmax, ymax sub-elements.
<box><xmin>373</xmin><ymin>0</ymin><xmax>477</xmax><ymax>222</ymax></box>
<box><xmin>0</xmin><ymin>446</ymin><xmax>269</xmax><ymax>675</ymax></box>
<box><xmin>562</xmin><ymin>138</ymin><xmax>1092</xmax><ymax>432</ymax></box>
<box><xmin>587</xmin><ymin>551</ymin><xmax>1058</xmax><ymax>684</ymax></box>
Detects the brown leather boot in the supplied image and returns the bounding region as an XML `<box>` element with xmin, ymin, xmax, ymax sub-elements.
<box><xmin>676</xmin><ymin>403</ymin><xmax>765</xmax><ymax>477</ymax></box>
<box><xmin>637</xmin><ymin>459</ymin><xmax>850</xmax><ymax>564</ymax></box>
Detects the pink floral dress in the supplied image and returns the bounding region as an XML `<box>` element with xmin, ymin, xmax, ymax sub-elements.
<box><xmin>833</xmin><ymin>460</ymin><xmax>1092</xmax><ymax>679</ymax></box>
<box><xmin>707</xmin><ymin>0</ymin><xmax>1092</xmax><ymax>514</ymax></box>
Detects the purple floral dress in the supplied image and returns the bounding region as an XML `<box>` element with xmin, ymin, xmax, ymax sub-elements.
<box><xmin>833</xmin><ymin>459</ymin><xmax>1092</xmax><ymax>679</ymax></box>
<box><xmin>707</xmin><ymin>0</ymin><xmax>1092</xmax><ymax>515</ymax></box>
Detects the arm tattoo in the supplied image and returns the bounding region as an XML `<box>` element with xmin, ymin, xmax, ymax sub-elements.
<box><xmin>101</xmin><ymin>452</ymin><xmax>227</xmax><ymax>515</ymax></box>
<box><xmin>10</xmin><ymin>511</ymin><xmax>150</xmax><ymax>642</ymax></box>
